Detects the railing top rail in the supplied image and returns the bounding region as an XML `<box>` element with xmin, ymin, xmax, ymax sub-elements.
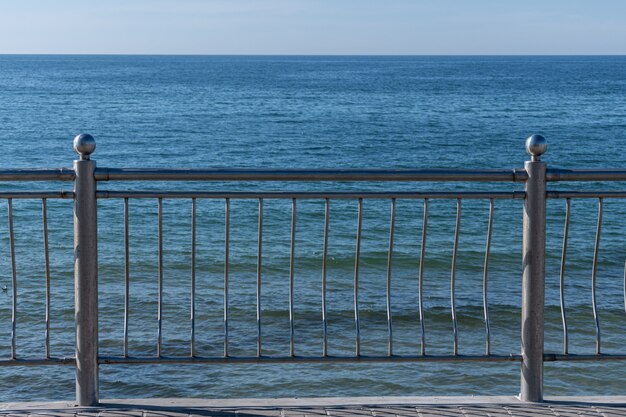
<box><xmin>94</xmin><ymin>167</ymin><xmax>529</xmax><ymax>182</ymax></box>
<box><xmin>0</xmin><ymin>168</ymin><xmax>75</xmax><ymax>181</ymax></box>
<box><xmin>5</xmin><ymin>166</ymin><xmax>626</xmax><ymax>185</ymax></box>
<box><xmin>546</xmin><ymin>168</ymin><xmax>626</xmax><ymax>182</ymax></box>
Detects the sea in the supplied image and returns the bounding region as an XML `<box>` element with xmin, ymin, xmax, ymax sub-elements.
<box><xmin>0</xmin><ymin>55</ymin><xmax>625</xmax><ymax>401</ymax></box>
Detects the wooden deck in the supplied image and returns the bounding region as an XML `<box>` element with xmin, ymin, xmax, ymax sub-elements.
<box><xmin>2</xmin><ymin>396</ymin><xmax>626</xmax><ymax>416</ymax></box>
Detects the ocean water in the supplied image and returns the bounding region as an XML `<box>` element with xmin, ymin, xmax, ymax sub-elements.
<box><xmin>0</xmin><ymin>55</ymin><xmax>626</xmax><ymax>401</ymax></box>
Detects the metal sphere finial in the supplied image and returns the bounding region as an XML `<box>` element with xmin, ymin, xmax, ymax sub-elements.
<box><xmin>73</xmin><ymin>134</ymin><xmax>96</xmax><ymax>160</ymax></box>
<box><xmin>525</xmin><ymin>134</ymin><xmax>547</xmax><ymax>161</ymax></box>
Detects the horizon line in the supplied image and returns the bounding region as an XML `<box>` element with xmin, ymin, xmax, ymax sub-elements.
<box><xmin>1</xmin><ymin>53</ymin><xmax>625</xmax><ymax>57</ymax></box>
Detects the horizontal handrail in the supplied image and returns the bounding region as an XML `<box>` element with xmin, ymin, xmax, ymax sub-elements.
<box><xmin>96</xmin><ymin>168</ymin><xmax>626</xmax><ymax>183</ymax></box>
<box><xmin>96</xmin><ymin>190</ymin><xmax>525</xmax><ymax>199</ymax></box>
<box><xmin>547</xmin><ymin>168</ymin><xmax>626</xmax><ymax>182</ymax></box>
<box><xmin>3</xmin><ymin>167</ymin><xmax>626</xmax><ymax>184</ymax></box>
<box><xmin>0</xmin><ymin>168</ymin><xmax>75</xmax><ymax>181</ymax></box>
<box><xmin>94</xmin><ymin>167</ymin><xmax>529</xmax><ymax>182</ymax></box>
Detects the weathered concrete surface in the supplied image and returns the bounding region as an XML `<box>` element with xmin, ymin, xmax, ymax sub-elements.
<box><xmin>1</xmin><ymin>396</ymin><xmax>626</xmax><ymax>416</ymax></box>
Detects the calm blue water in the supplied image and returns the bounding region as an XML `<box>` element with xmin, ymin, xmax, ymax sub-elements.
<box><xmin>0</xmin><ymin>55</ymin><xmax>625</xmax><ymax>401</ymax></box>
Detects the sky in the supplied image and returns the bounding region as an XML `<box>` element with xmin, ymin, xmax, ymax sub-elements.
<box><xmin>1</xmin><ymin>0</ymin><xmax>625</xmax><ymax>55</ymax></box>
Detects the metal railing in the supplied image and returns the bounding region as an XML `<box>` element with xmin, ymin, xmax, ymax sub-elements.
<box><xmin>1</xmin><ymin>133</ymin><xmax>625</xmax><ymax>405</ymax></box>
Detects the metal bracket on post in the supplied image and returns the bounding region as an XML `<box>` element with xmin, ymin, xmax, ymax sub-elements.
<box><xmin>520</xmin><ymin>134</ymin><xmax>547</xmax><ymax>402</ymax></box>
<box><xmin>73</xmin><ymin>134</ymin><xmax>99</xmax><ymax>406</ymax></box>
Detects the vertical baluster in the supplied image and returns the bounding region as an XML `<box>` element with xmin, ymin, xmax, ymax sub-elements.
<box><xmin>419</xmin><ymin>198</ymin><xmax>428</xmax><ymax>356</ymax></box>
<box><xmin>386</xmin><ymin>198</ymin><xmax>396</xmax><ymax>356</ymax></box>
<box><xmin>483</xmin><ymin>198</ymin><xmax>494</xmax><ymax>355</ymax></box>
<box><xmin>623</xmin><ymin>259</ymin><xmax>626</xmax><ymax>318</ymax></box>
<box><xmin>289</xmin><ymin>199</ymin><xmax>296</xmax><ymax>357</ymax></box>
<box><xmin>157</xmin><ymin>198</ymin><xmax>163</xmax><ymax>357</ymax></box>
<box><xmin>8</xmin><ymin>199</ymin><xmax>17</xmax><ymax>359</ymax></box>
<box><xmin>321</xmin><ymin>198</ymin><xmax>330</xmax><ymax>357</ymax></box>
<box><xmin>257</xmin><ymin>198</ymin><xmax>263</xmax><ymax>357</ymax></box>
<box><xmin>560</xmin><ymin>198</ymin><xmax>571</xmax><ymax>355</ymax></box>
<box><xmin>354</xmin><ymin>198</ymin><xmax>363</xmax><ymax>356</ymax></box>
<box><xmin>224</xmin><ymin>198</ymin><xmax>230</xmax><ymax>357</ymax></box>
<box><xmin>592</xmin><ymin>198</ymin><xmax>602</xmax><ymax>354</ymax></box>
<box><xmin>123</xmin><ymin>198</ymin><xmax>130</xmax><ymax>358</ymax></box>
<box><xmin>42</xmin><ymin>198</ymin><xmax>51</xmax><ymax>359</ymax></box>
<box><xmin>190</xmin><ymin>198</ymin><xmax>196</xmax><ymax>357</ymax></box>
<box><xmin>450</xmin><ymin>198</ymin><xmax>461</xmax><ymax>356</ymax></box>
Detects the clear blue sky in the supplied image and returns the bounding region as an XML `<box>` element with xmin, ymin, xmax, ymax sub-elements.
<box><xmin>2</xmin><ymin>0</ymin><xmax>625</xmax><ymax>55</ymax></box>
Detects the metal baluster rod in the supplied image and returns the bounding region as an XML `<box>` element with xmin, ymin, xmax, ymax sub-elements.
<box><xmin>592</xmin><ymin>198</ymin><xmax>603</xmax><ymax>355</ymax></box>
<box><xmin>419</xmin><ymin>199</ymin><xmax>428</xmax><ymax>356</ymax></box>
<box><xmin>257</xmin><ymin>198</ymin><xmax>263</xmax><ymax>357</ymax></box>
<box><xmin>8</xmin><ymin>199</ymin><xmax>17</xmax><ymax>360</ymax></box>
<box><xmin>520</xmin><ymin>135</ymin><xmax>547</xmax><ymax>403</ymax></box>
<box><xmin>484</xmin><ymin>198</ymin><xmax>494</xmax><ymax>356</ymax></box>
<box><xmin>224</xmin><ymin>198</ymin><xmax>230</xmax><ymax>357</ymax></box>
<box><xmin>42</xmin><ymin>198</ymin><xmax>51</xmax><ymax>359</ymax></box>
<box><xmin>623</xmin><ymin>259</ymin><xmax>626</xmax><ymax>318</ymax></box>
<box><xmin>123</xmin><ymin>198</ymin><xmax>130</xmax><ymax>358</ymax></box>
<box><xmin>289</xmin><ymin>198</ymin><xmax>296</xmax><ymax>357</ymax></box>
<box><xmin>451</xmin><ymin>198</ymin><xmax>461</xmax><ymax>356</ymax></box>
<box><xmin>190</xmin><ymin>198</ymin><xmax>197</xmax><ymax>357</ymax></box>
<box><xmin>386</xmin><ymin>198</ymin><xmax>396</xmax><ymax>356</ymax></box>
<box><xmin>73</xmin><ymin>134</ymin><xmax>99</xmax><ymax>406</ymax></box>
<box><xmin>157</xmin><ymin>198</ymin><xmax>163</xmax><ymax>357</ymax></box>
<box><xmin>354</xmin><ymin>198</ymin><xmax>363</xmax><ymax>356</ymax></box>
<box><xmin>321</xmin><ymin>198</ymin><xmax>330</xmax><ymax>357</ymax></box>
<box><xmin>560</xmin><ymin>198</ymin><xmax>571</xmax><ymax>355</ymax></box>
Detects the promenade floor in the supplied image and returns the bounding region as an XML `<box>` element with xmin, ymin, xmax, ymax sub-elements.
<box><xmin>2</xmin><ymin>396</ymin><xmax>626</xmax><ymax>417</ymax></box>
